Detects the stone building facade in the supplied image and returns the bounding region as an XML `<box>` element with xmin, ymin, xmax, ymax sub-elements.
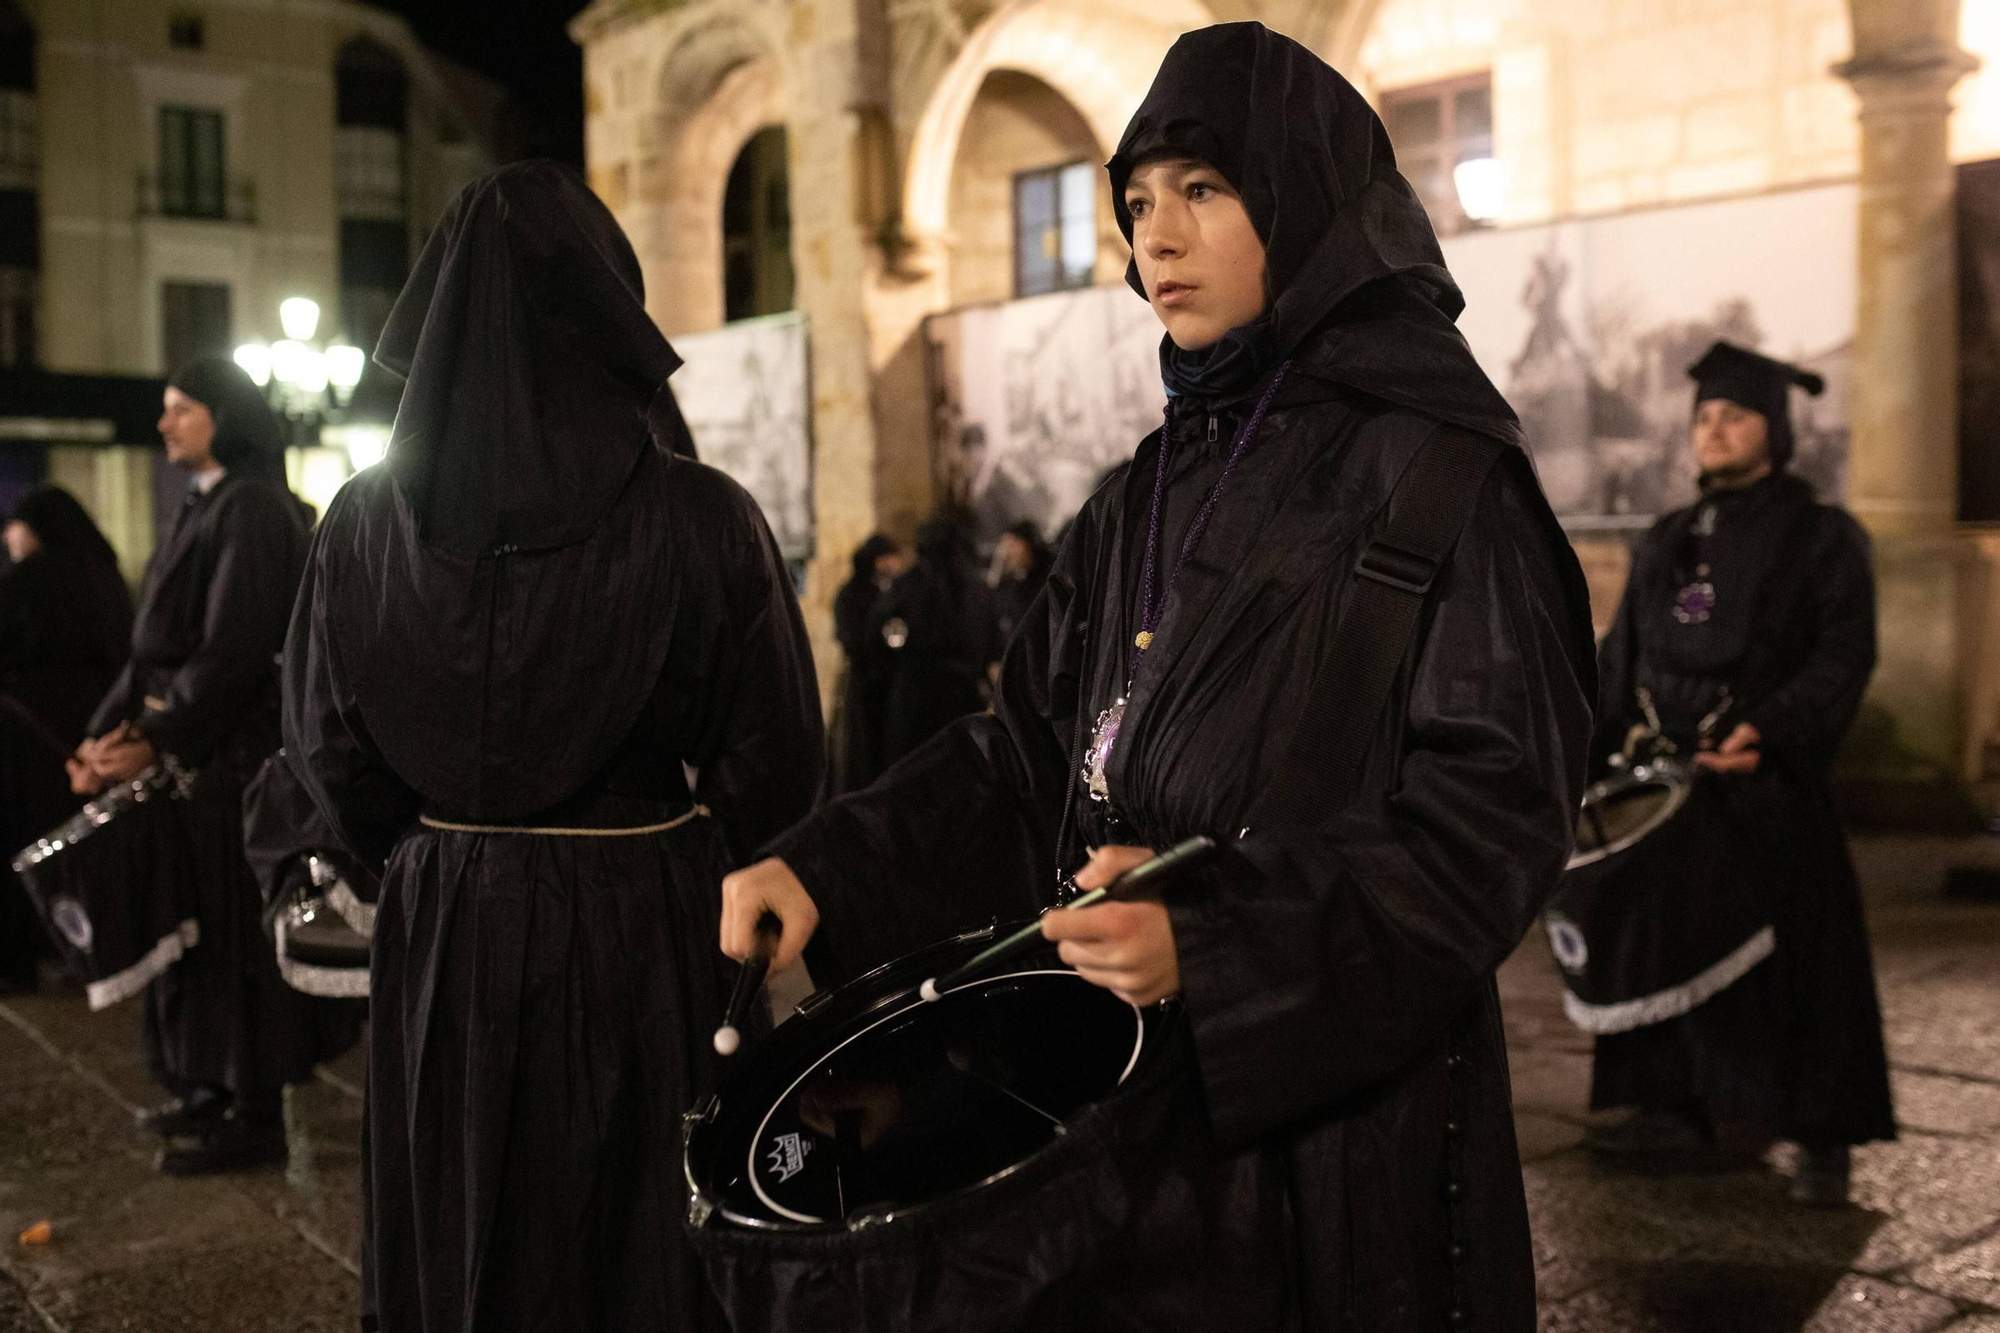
<box><xmin>2</xmin><ymin>0</ymin><xmax>501</xmax><ymax>577</ymax></box>
<box><xmin>577</xmin><ymin>0</ymin><xmax>1998</xmax><ymax>802</ymax></box>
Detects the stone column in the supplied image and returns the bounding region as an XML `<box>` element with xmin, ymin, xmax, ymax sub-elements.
<box><xmin>784</xmin><ymin>0</ymin><xmax>932</xmax><ymax>707</ymax></box>
<box><xmin>1834</xmin><ymin>3</ymin><xmax>1981</xmax><ymax>796</ymax></box>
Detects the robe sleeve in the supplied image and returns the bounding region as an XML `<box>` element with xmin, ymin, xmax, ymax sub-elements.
<box><xmin>1740</xmin><ymin>509</ymin><xmax>1876</xmax><ymax>769</ymax></box>
<box><xmin>764</xmin><ymin>498</ymin><xmax>1102</xmax><ymax>983</ymax></box>
<box><xmin>685</xmin><ymin>495</ymin><xmax>826</xmax><ymax>864</ymax></box>
<box><xmin>86</xmin><ymin>661</ymin><xmax>138</xmax><ymax>740</ymax></box>
<box><xmin>135</xmin><ymin>487</ymin><xmax>299</xmax><ymax>761</ymax></box>
<box><xmin>280</xmin><ymin>494</ymin><xmax>423</xmax><ymax>869</ymax></box>
<box><xmin>1167</xmin><ymin>463</ymin><xmax>1594</xmax><ymax>1149</ymax></box>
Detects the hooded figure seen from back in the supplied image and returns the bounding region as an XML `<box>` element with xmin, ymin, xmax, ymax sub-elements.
<box><xmin>282</xmin><ymin>160</ymin><xmax>822</xmax><ymax>1333</ymax></box>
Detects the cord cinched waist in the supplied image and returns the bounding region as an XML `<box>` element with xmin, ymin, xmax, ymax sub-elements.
<box><xmin>417</xmin><ymin>804</ymin><xmax>710</xmax><ymax>837</ymax></box>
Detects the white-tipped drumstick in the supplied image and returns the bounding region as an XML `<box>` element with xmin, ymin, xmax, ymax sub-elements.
<box><xmin>714</xmin><ymin>913</ymin><xmax>780</xmax><ymax>1056</ymax></box>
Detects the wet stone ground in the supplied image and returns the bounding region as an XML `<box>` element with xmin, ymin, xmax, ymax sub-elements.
<box><xmin>1</xmin><ymin>834</ymin><xmax>1997</xmax><ymax>1331</ymax></box>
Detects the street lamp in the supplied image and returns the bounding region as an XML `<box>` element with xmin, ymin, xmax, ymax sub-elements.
<box><xmin>233</xmin><ymin>295</ymin><xmax>370</xmax><ymax>461</ymax></box>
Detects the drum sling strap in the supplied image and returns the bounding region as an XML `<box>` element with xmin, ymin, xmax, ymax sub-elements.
<box><xmin>1251</xmin><ymin>426</ymin><xmax>1506</xmax><ymax>830</ymax></box>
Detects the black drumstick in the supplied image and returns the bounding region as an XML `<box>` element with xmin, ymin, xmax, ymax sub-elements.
<box><xmin>918</xmin><ymin>835</ymin><xmax>1218</xmax><ymax>1003</ymax></box>
<box><xmin>714</xmin><ymin>913</ymin><xmax>781</xmax><ymax>1057</ymax></box>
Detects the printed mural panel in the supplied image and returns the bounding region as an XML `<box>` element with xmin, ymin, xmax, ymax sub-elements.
<box><xmin>927</xmin><ymin>284</ymin><xmax>1166</xmax><ymax>545</ymax></box>
<box><xmin>927</xmin><ymin>181</ymin><xmax>1856</xmax><ymax>538</ymax></box>
<box><xmin>672</xmin><ymin>312</ymin><xmax>814</xmax><ymax>560</ymax></box>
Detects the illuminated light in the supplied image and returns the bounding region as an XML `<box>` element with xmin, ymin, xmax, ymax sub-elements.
<box><xmin>233</xmin><ymin>342</ymin><xmax>272</xmax><ymax>387</ymax></box>
<box><xmin>294</xmin><ymin>350</ymin><xmax>330</xmax><ymax>395</ymax></box>
<box><xmin>270</xmin><ymin>339</ymin><xmax>311</xmax><ymax>387</ymax></box>
<box><xmin>326</xmin><ymin>343</ymin><xmax>366</xmax><ymax>391</ymax></box>
<box><xmin>325</xmin><ymin>423</ymin><xmax>390</xmax><ymax>471</ymax></box>
<box><xmin>279</xmin><ymin>297</ymin><xmax>322</xmax><ymax>342</ymax></box>
<box><xmin>1453</xmin><ymin>157</ymin><xmax>1505</xmax><ymax>225</ymax></box>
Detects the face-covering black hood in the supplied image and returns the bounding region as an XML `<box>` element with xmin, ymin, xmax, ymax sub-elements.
<box><xmin>1107</xmin><ymin>23</ymin><xmax>1522</xmax><ymax>446</ymax></box>
<box><xmin>375</xmin><ymin>160</ymin><xmax>692</xmax><ymax>557</ymax></box>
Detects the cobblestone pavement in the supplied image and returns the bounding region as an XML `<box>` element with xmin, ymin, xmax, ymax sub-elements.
<box><xmin>1</xmin><ymin>835</ymin><xmax>1996</xmax><ymax>1331</ymax></box>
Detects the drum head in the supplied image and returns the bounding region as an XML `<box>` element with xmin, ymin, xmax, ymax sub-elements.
<box><xmin>1567</xmin><ymin>763</ymin><xmax>1691</xmax><ymax>869</ymax></box>
<box><xmin>688</xmin><ymin>929</ymin><xmax>1154</xmax><ymax>1232</ymax></box>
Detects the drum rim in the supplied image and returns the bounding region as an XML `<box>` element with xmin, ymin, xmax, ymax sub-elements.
<box><xmin>1567</xmin><ymin>759</ymin><xmax>1693</xmax><ymax>870</ymax></box>
<box><xmin>739</xmin><ymin>966</ymin><xmax>1146</xmax><ymax>1228</ymax></box>
<box><xmin>10</xmin><ymin>762</ymin><xmax>191</xmax><ymax>873</ymax></box>
<box><xmin>685</xmin><ymin>934</ymin><xmax>1159</xmax><ymax>1237</ymax></box>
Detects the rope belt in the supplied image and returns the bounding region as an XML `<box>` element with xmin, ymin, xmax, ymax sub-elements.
<box><xmin>418</xmin><ymin>804</ymin><xmax>710</xmax><ymax>837</ymax></box>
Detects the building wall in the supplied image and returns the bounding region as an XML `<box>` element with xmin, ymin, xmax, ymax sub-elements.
<box><xmin>1357</xmin><ymin>0</ymin><xmax>2000</xmax><ymax>227</ymax></box>
<box><xmin>20</xmin><ymin>0</ymin><xmax>494</xmax><ymax>575</ymax></box>
<box><xmin>34</xmin><ymin>0</ymin><xmax>489</xmax><ymax>377</ymax></box>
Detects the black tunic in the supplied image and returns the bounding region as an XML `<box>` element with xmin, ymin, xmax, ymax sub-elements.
<box><xmin>0</xmin><ymin>547</ymin><xmax>132</xmax><ymax>982</ymax></box>
<box><xmin>281</xmin><ymin>162</ymin><xmax>824</xmax><ymax>1333</ymax></box>
<box><xmin>1586</xmin><ymin>471</ymin><xmax>1895</xmax><ymax>1146</ymax></box>
<box><xmin>86</xmin><ymin>472</ymin><xmax>328</xmax><ymax>1098</ymax></box>
<box><xmin>288</xmin><ymin>454</ymin><xmax>821</xmax><ymax>1332</ymax></box>
<box><xmin>769</xmin><ymin>339</ymin><xmax>1596</xmax><ymax>1332</ymax></box>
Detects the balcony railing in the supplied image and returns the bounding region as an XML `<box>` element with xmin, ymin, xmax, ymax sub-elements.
<box><xmin>135</xmin><ymin>172</ymin><xmax>257</xmax><ymax>224</ymax></box>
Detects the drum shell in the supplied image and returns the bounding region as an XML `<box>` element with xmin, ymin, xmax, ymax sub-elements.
<box><xmin>685</xmin><ymin>932</ymin><xmax>1204</xmax><ymax>1333</ymax></box>
<box><xmin>17</xmin><ymin>790</ymin><xmax>200</xmax><ymax>1010</ymax></box>
<box><xmin>1547</xmin><ymin>777</ymin><xmax>1777</xmax><ymax>1033</ymax></box>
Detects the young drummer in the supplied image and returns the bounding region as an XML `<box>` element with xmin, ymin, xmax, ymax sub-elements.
<box><xmin>724</xmin><ymin>24</ymin><xmax>1596</xmax><ymax>1331</ymax></box>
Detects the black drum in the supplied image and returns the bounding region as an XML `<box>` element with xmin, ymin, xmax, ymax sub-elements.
<box><xmin>685</xmin><ymin>925</ymin><xmax>1195</xmax><ymax>1332</ymax></box>
<box><xmin>1565</xmin><ymin>758</ymin><xmax>1691</xmax><ymax>870</ymax></box>
<box><xmin>1547</xmin><ymin>765</ymin><xmax>1775</xmax><ymax>1034</ymax></box>
<box><xmin>11</xmin><ymin>762</ymin><xmax>200</xmax><ymax>1011</ymax></box>
<box><xmin>273</xmin><ymin>853</ymin><xmax>371</xmax><ymax>998</ymax></box>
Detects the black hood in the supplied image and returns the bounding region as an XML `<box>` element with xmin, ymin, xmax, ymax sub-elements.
<box><xmin>168</xmin><ymin>354</ymin><xmax>289</xmax><ymax>486</ymax></box>
<box><xmin>1108</xmin><ymin>23</ymin><xmax>1522</xmax><ymax>446</ymax></box>
<box><xmin>375</xmin><ymin>160</ymin><xmax>692</xmax><ymax>558</ymax></box>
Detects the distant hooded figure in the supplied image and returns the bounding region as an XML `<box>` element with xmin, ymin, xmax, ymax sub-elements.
<box><xmin>827</xmin><ymin>533</ymin><xmax>901</xmax><ymax>795</ymax></box>
<box><xmin>868</xmin><ymin>515</ymin><xmax>1003</xmax><ymax>767</ymax></box>
<box><xmin>720</xmin><ymin>25</ymin><xmax>1595</xmax><ymax>1332</ymax></box>
<box><xmin>1579</xmin><ymin>341</ymin><xmax>1893</xmax><ymax>1205</ymax></box>
<box><xmin>281</xmin><ymin>161</ymin><xmax>822</xmax><ymax>1333</ymax></box>
<box><xmin>992</xmin><ymin>518</ymin><xmax>1056</xmax><ymax>644</ymax></box>
<box><xmin>70</xmin><ymin>354</ymin><xmax>324</xmax><ymax>1173</ymax></box>
<box><xmin>0</xmin><ymin>487</ymin><xmax>132</xmax><ymax>990</ymax></box>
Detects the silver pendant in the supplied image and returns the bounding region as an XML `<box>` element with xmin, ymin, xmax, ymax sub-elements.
<box><xmin>1082</xmin><ymin>696</ymin><xmax>1126</xmax><ymax>802</ymax></box>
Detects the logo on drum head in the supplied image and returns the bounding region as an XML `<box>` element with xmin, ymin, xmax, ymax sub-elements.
<box><xmin>50</xmin><ymin>897</ymin><xmax>94</xmax><ymax>952</ymax></box>
<box><xmin>766</xmin><ymin>1132</ymin><xmax>811</xmax><ymax>1183</ymax></box>
<box><xmin>1546</xmin><ymin>916</ymin><xmax>1588</xmax><ymax>973</ymax></box>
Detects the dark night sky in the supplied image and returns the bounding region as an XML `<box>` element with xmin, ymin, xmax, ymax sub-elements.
<box><xmin>377</xmin><ymin>0</ymin><xmax>592</xmax><ymax>164</ymax></box>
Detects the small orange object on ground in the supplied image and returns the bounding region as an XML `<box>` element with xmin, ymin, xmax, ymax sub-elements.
<box><xmin>17</xmin><ymin>1220</ymin><xmax>52</xmax><ymax>1245</ymax></box>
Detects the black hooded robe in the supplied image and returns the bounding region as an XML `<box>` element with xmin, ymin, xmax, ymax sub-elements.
<box><xmin>0</xmin><ymin>523</ymin><xmax>132</xmax><ymax>986</ymax></box>
<box><xmin>85</xmin><ymin>468</ymin><xmax>331</xmax><ymax>1102</ymax></box>
<box><xmin>1584</xmin><ymin>471</ymin><xmax>1895</xmax><ymax>1147</ymax></box>
<box><xmin>280</xmin><ymin>163</ymin><xmax>824</xmax><ymax>1333</ymax></box>
<box><xmin>757</xmin><ymin>26</ymin><xmax>1597</xmax><ymax>1332</ymax></box>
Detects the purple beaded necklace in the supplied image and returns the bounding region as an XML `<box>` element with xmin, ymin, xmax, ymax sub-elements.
<box><xmin>1083</xmin><ymin>361</ymin><xmax>1291</xmax><ymax>802</ymax></box>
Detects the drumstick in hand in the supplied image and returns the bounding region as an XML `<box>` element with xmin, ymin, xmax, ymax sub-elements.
<box><xmin>714</xmin><ymin>913</ymin><xmax>780</xmax><ymax>1057</ymax></box>
<box><xmin>919</xmin><ymin>835</ymin><xmax>1218</xmax><ymax>1003</ymax></box>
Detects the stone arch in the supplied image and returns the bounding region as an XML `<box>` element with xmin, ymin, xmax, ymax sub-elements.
<box><xmin>631</xmin><ymin>20</ymin><xmax>789</xmax><ymax>336</ymax></box>
<box><xmin>944</xmin><ymin>69</ymin><xmax>1121</xmax><ymax>305</ymax></box>
<box><xmin>902</xmin><ymin>0</ymin><xmax>1214</xmax><ymax>254</ymax></box>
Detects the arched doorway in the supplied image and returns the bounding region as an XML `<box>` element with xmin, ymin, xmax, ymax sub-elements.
<box><xmin>722</xmin><ymin>125</ymin><xmax>794</xmax><ymax>321</ymax></box>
